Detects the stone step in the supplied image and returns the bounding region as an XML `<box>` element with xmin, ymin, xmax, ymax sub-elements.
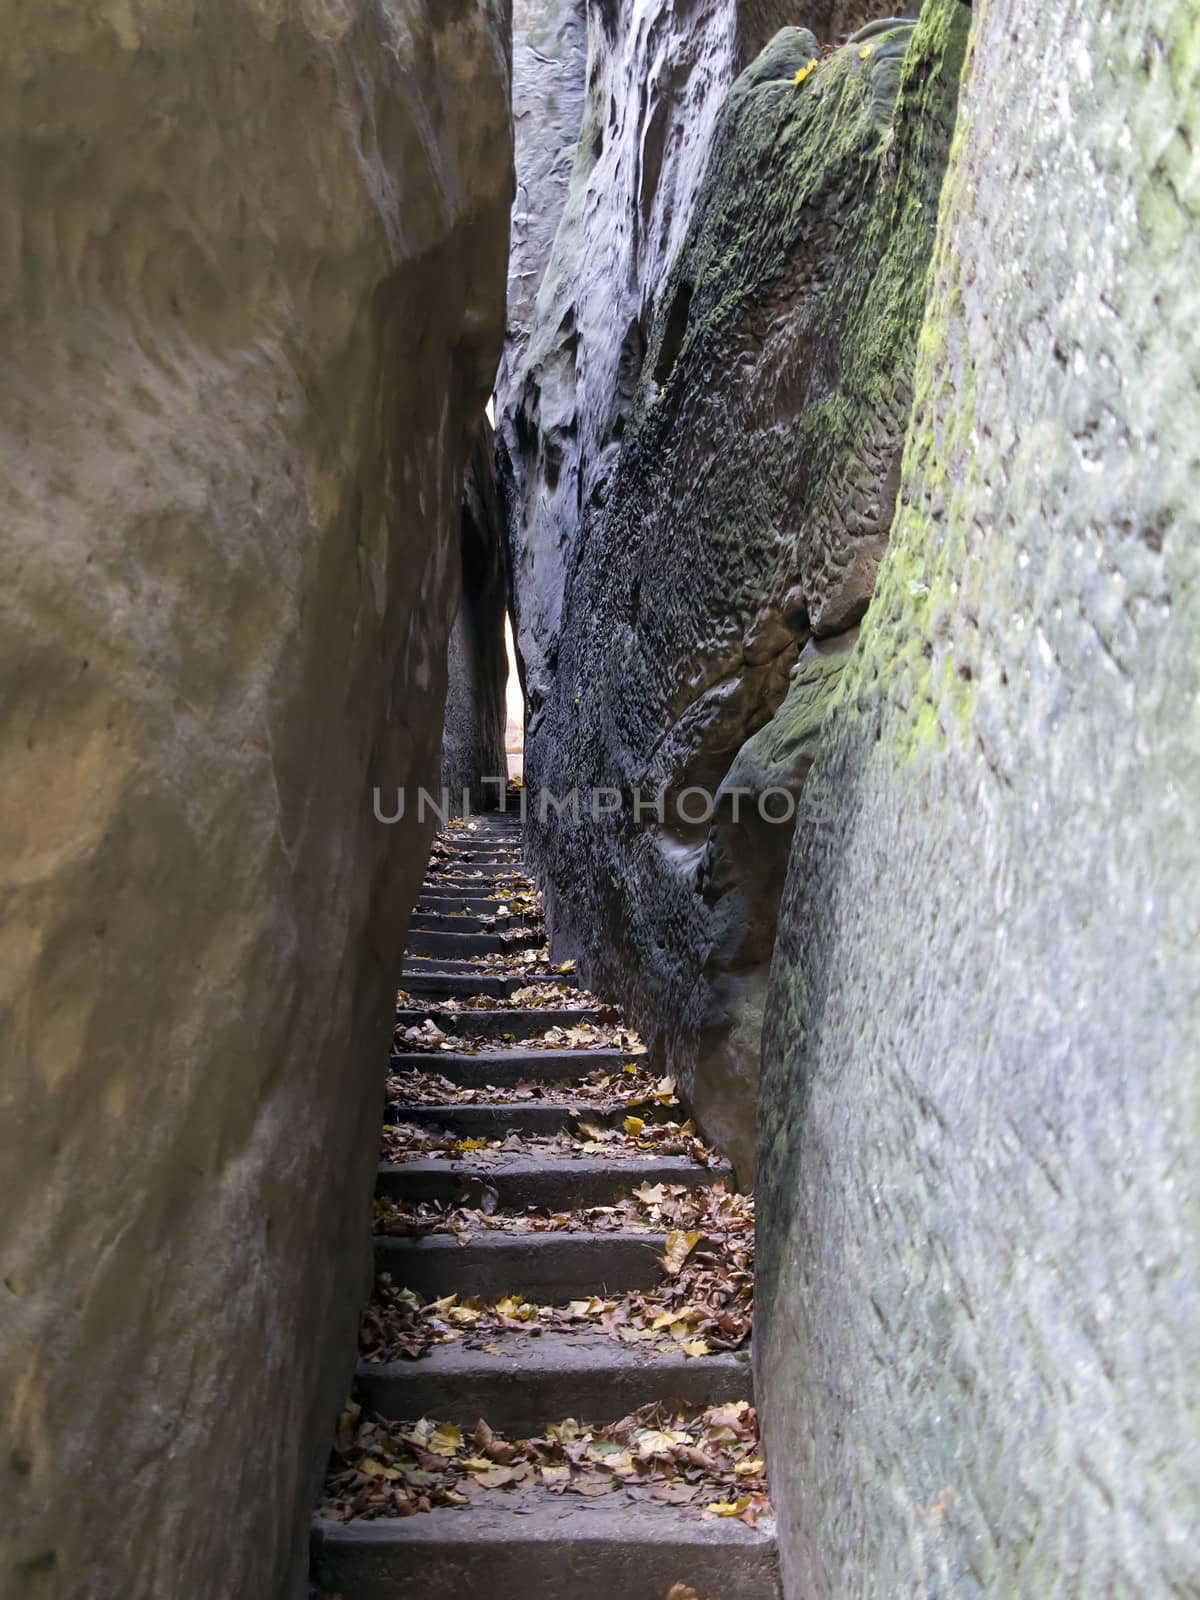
<box><xmin>431</xmin><ymin>844</ymin><xmax>522</xmax><ymax>858</ymax></box>
<box><xmin>376</xmin><ymin>1153</ymin><xmax>728</xmax><ymax>1209</ymax></box>
<box><xmin>395</xmin><ymin>1006</ymin><xmax>605</xmax><ymax>1040</ymax></box>
<box><xmin>422</xmin><ymin>864</ymin><xmax>521</xmax><ymax>878</ymax></box>
<box><xmin>407</xmin><ymin>912</ymin><xmax>542</xmax><ymax>933</ymax></box>
<box><xmin>389</xmin><ymin>1048</ymin><xmax>645</xmax><ymax>1087</ymax></box>
<box><xmin>375</xmin><ymin>1229</ymin><xmax>667</xmax><ymax>1302</ymax></box>
<box><xmin>402</xmin><ymin>956</ymin><xmax>557</xmax><ymax>978</ymax></box>
<box><xmin>386</xmin><ymin>1101</ymin><xmax>647</xmax><ymax>1138</ymax></box>
<box><xmin>436</xmin><ymin>831</ymin><xmax>523</xmax><ymax>843</ymax></box>
<box><xmin>431</xmin><ymin>847</ymin><xmax>523</xmax><ymax>862</ymax></box>
<box><xmin>312</xmin><ymin>1499</ymin><xmax>779</xmax><ymax>1600</ymax></box>
<box><xmin>354</xmin><ymin>1329</ymin><xmax>752</xmax><ymax>1434</ymax></box>
<box><xmin>414</xmin><ymin>894</ymin><xmax>516</xmax><ymax>914</ymax></box>
<box><xmin>422</xmin><ymin>873</ymin><xmax>528</xmax><ymax>891</ymax></box>
<box><xmin>427</xmin><ymin>861</ymin><xmax>524</xmax><ymax>877</ymax></box>
<box><xmin>404</xmin><ymin>930</ymin><xmax>542</xmax><ymax>958</ymax></box>
<box><xmin>400</xmin><ymin>972</ymin><xmax>571</xmax><ymax>1001</ymax></box>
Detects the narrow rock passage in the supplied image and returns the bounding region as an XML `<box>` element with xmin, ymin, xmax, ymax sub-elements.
<box><xmin>312</xmin><ymin>810</ymin><xmax>780</xmax><ymax>1599</ymax></box>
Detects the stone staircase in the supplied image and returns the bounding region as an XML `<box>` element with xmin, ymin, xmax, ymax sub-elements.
<box><xmin>311</xmin><ymin>811</ymin><xmax>779</xmax><ymax>1600</ymax></box>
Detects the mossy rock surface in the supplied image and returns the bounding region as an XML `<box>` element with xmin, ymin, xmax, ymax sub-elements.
<box><xmin>517</xmin><ymin>2</ymin><xmax>969</xmax><ymax>1173</ymax></box>
<box><xmin>757</xmin><ymin>1</ymin><xmax>1200</xmax><ymax>1593</ymax></box>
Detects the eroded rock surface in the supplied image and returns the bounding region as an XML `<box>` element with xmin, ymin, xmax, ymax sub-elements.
<box><xmin>497</xmin><ymin>0</ymin><xmax>589</xmax><ymax>402</ymax></box>
<box><xmin>441</xmin><ymin>420</ymin><xmax>510</xmax><ymax>813</ymax></box>
<box><xmin>0</xmin><ymin>4</ymin><xmax>511</xmax><ymax>1595</ymax></box>
<box><xmin>509</xmin><ymin>5</ymin><xmax>967</xmax><ymax>1177</ymax></box>
<box><xmin>758</xmin><ymin>1</ymin><xmax>1200</xmax><ymax>1593</ymax></box>
<box><xmin>496</xmin><ymin>0</ymin><xmax>794</xmax><ymax>725</ymax></box>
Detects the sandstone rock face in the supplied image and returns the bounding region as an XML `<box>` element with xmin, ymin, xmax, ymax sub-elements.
<box><xmin>440</xmin><ymin>421</ymin><xmax>510</xmax><ymax>813</ymax></box>
<box><xmin>757</xmin><ymin>2</ymin><xmax>1200</xmax><ymax>1594</ymax></box>
<box><xmin>814</xmin><ymin>2</ymin><xmax>920</xmax><ymax>42</ymax></box>
<box><xmin>496</xmin><ymin>0</ymin><xmax>795</xmax><ymax>726</ymax></box>
<box><xmin>498</xmin><ymin>0</ymin><xmax>589</xmax><ymax>401</ymax></box>
<box><xmin>506</xmin><ymin>4</ymin><xmax>966</xmax><ymax>1178</ymax></box>
<box><xmin>0</xmin><ymin>6</ymin><xmax>511</xmax><ymax>1597</ymax></box>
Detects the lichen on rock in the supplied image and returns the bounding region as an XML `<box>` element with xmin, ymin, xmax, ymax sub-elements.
<box><xmin>512</xmin><ymin>0</ymin><xmax>969</xmax><ymax>1176</ymax></box>
<box><xmin>757</xmin><ymin>0</ymin><xmax>1200</xmax><ymax>1593</ymax></box>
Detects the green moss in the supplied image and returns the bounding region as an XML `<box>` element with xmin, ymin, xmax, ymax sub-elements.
<box><xmin>746</xmin><ymin>648</ymin><xmax>852</xmax><ymax>778</ymax></box>
<box><xmin>617</xmin><ymin>1</ymin><xmax>970</xmax><ymax>681</ymax></box>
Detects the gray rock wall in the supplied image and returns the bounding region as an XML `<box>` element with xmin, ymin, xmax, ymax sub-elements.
<box><xmin>498</xmin><ymin>0</ymin><xmax>589</xmax><ymax>402</ymax></box>
<box><xmin>496</xmin><ymin>0</ymin><xmax>795</xmax><ymax>726</ymax></box>
<box><xmin>441</xmin><ymin>421</ymin><xmax>510</xmax><ymax>812</ymax></box>
<box><xmin>757</xmin><ymin>0</ymin><xmax>1200</xmax><ymax>1593</ymax></box>
<box><xmin>0</xmin><ymin>5</ymin><xmax>511</xmax><ymax>1596</ymax></box>
<box><xmin>507</xmin><ymin>4</ymin><xmax>967</xmax><ymax>1179</ymax></box>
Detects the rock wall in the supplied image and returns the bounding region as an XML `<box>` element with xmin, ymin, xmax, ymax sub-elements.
<box><xmin>757</xmin><ymin>1</ymin><xmax>1200</xmax><ymax>1594</ymax></box>
<box><xmin>507</xmin><ymin>4</ymin><xmax>967</xmax><ymax>1179</ymax></box>
<box><xmin>440</xmin><ymin>421</ymin><xmax>510</xmax><ymax>813</ymax></box>
<box><xmin>497</xmin><ymin>0</ymin><xmax>589</xmax><ymax>404</ymax></box>
<box><xmin>0</xmin><ymin>6</ymin><xmax>511</xmax><ymax>1597</ymax></box>
<box><xmin>815</xmin><ymin>2</ymin><xmax>920</xmax><ymax>42</ymax></box>
<box><xmin>496</xmin><ymin>0</ymin><xmax>795</xmax><ymax>726</ymax></box>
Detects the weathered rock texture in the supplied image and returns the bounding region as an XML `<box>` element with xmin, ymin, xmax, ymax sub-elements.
<box><xmin>809</xmin><ymin>1</ymin><xmax>919</xmax><ymax>43</ymax></box>
<box><xmin>0</xmin><ymin>5</ymin><xmax>511</xmax><ymax>1597</ymax></box>
<box><xmin>496</xmin><ymin>0</ymin><xmax>795</xmax><ymax>725</ymax></box>
<box><xmin>508</xmin><ymin>5</ymin><xmax>967</xmax><ymax>1179</ymax></box>
<box><xmin>758</xmin><ymin>1</ymin><xmax>1200</xmax><ymax>1594</ymax></box>
<box><xmin>440</xmin><ymin>420</ymin><xmax>510</xmax><ymax>813</ymax></box>
<box><xmin>497</xmin><ymin>0</ymin><xmax>589</xmax><ymax>403</ymax></box>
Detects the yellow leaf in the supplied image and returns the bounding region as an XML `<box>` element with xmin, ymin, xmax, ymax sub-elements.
<box><xmin>633</xmin><ymin>1182</ymin><xmax>667</xmax><ymax>1204</ymax></box>
<box><xmin>791</xmin><ymin>56</ymin><xmax>819</xmax><ymax>86</ymax></box>
<box><xmin>734</xmin><ymin>1457</ymin><xmax>765</xmax><ymax>1476</ymax></box>
<box><xmin>494</xmin><ymin>1295</ymin><xmax>538</xmax><ymax>1321</ymax></box>
<box><xmin>635</xmin><ymin>1429</ymin><xmax>678</xmax><ymax>1457</ymax></box>
<box><xmin>621</xmin><ymin>1062</ymin><xmax>638</xmax><ymax>1075</ymax></box>
<box><xmin>858</xmin><ymin>44</ymin><xmax>873</xmax><ymax>59</ymax></box>
<box><xmin>623</xmin><ymin>1116</ymin><xmax>646</xmax><ymax>1136</ymax></box>
<box><xmin>429</xmin><ymin>1423</ymin><xmax>464</xmax><ymax>1456</ymax></box>
<box><xmin>567</xmin><ymin>1297</ymin><xmax>608</xmax><ymax>1317</ymax></box>
<box><xmin>455</xmin><ymin>1137</ymin><xmax>488</xmax><ymax>1152</ymax></box>
<box><xmin>681</xmin><ymin>1339</ymin><xmax>712</xmax><ymax>1357</ymax></box>
<box><xmin>662</xmin><ymin>1228</ymin><xmax>703</xmax><ymax>1276</ymax></box>
<box><xmin>705</xmin><ymin>1496</ymin><xmax>753</xmax><ymax>1517</ymax></box>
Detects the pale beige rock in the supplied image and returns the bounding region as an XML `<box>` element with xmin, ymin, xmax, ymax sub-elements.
<box><xmin>0</xmin><ymin>3</ymin><xmax>512</xmax><ymax>1596</ymax></box>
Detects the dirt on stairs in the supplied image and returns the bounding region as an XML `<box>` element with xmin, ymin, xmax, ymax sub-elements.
<box><xmin>311</xmin><ymin>811</ymin><xmax>780</xmax><ymax>1600</ymax></box>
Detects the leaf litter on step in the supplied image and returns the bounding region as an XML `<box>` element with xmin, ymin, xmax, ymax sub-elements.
<box><xmin>320</xmin><ymin>1399</ymin><xmax>768</xmax><ymax>1527</ymax></box>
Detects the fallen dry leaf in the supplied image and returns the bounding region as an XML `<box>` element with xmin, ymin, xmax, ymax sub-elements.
<box><xmin>662</xmin><ymin>1229</ymin><xmax>703</xmax><ymax>1276</ymax></box>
